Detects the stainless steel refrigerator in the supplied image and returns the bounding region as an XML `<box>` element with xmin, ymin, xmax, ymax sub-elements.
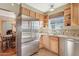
<box><xmin>18</xmin><ymin>15</ymin><xmax>40</xmax><ymax>56</ymax></box>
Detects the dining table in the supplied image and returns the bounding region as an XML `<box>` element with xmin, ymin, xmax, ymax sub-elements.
<box><xmin>1</xmin><ymin>35</ymin><xmax>12</xmax><ymax>51</ymax></box>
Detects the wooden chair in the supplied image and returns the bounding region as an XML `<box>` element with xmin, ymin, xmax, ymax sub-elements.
<box><xmin>10</xmin><ymin>35</ymin><xmax>16</xmax><ymax>48</ymax></box>
<box><xmin>0</xmin><ymin>35</ymin><xmax>8</xmax><ymax>51</ymax></box>
<box><xmin>0</xmin><ymin>34</ymin><xmax>2</xmax><ymax>52</ymax></box>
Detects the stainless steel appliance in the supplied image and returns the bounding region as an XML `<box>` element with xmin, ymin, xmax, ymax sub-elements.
<box><xmin>21</xmin><ymin>15</ymin><xmax>40</xmax><ymax>56</ymax></box>
<box><xmin>59</xmin><ymin>37</ymin><xmax>79</xmax><ymax>56</ymax></box>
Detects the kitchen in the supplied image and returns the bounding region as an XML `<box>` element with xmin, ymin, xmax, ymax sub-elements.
<box><xmin>0</xmin><ymin>3</ymin><xmax>79</xmax><ymax>56</ymax></box>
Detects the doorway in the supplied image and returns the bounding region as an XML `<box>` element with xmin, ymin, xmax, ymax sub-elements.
<box><xmin>0</xmin><ymin>3</ymin><xmax>20</xmax><ymax>56</ymax></box>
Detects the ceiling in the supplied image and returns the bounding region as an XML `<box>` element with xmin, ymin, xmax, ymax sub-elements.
<box><xmin>0</xmin><ymin>3</ymin><xmax>19</xmax><ymax>13</ymax></box>
<box><xmin>26</xmin><ymin>3</ymin><xmax>67</xmax><ymax>12</ymax></box>
<box><xmin>0</xmin><ymin>9</ymin><xmax>16</xmax><ymax>21</ymax></box>
<box><xmin>0</xmin><ymin>3</ymin><xmax>19</xmax><ymax>21</ymax></box>
<box><xmin>0</xmin><ymin>3</ymin><xmax>67</xmax><ymax>20</ymax></box>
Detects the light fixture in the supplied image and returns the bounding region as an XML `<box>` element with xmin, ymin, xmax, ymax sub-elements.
<box><xmin>49</xmin><ymin>5</ymin><xmax>54</xmax><ymax>11</ymax></box>
<box><xmin>11</xmin><ymin>3</ymin><xmax>15</xmax><ymax>6</ymax></box>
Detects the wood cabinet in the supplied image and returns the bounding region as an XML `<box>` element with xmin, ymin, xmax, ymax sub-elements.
<box><xmin>71</xmin><ymin>3</ymin><xmax>79</xmax><ymax>25</ymax></box>
<box><xmin>21</xmin><ymin>7</ymin><xmax>48</xmax><ymax>27</ymax></box>
<box><xmin>36</xmin><ymin>13</ymin><xmax>40</xmax><ymax>19</ymax></box>
<box><xmin>64</xmin><ymin>4</ymin><xmax>71</xmax><ymax>26</ymax></box>
<box><xmin>42</xmin><ymin>35</ymin><xmax>50</xmax><ymax>50</ymax></box>
<box><xmin>40</xmin><ymin>35</ymin><xmax>59</xmax><ymax>54</ymax></box>
<box><xmin>40</xmin><ymin>14</ymin><xmax>44</xmax><ymax>20</ymax></box>
<box><xmin>49</xmin><ymin>36</ymin><xmax>59</xmax><ymax>54</ymax></box>
<box><xmin>30</xmin><ymin>10</ymin><xmax>36</xmax><ymax>18</ymax></box>
<box><xmin>39</xmin><ymin>35</ymin><xmax>50</xmax><ymax>49</ymax></box>
<box><xmin>43</xmin><ymin>15</ymin><xmax>48</xmax><ymax>27</ymax></box>
<box><xmin>39</xmin><ymin>35</ymin><xmax>44</xmax><ymax>49</ymax></box>
<box><xmin>21</xmin><ymin>7</ymin><xmax>30</xmax><ymax>16</ymax></box>
<box><xmin>64</xmin><ymin>3</ymin><xmax>79</xmax><ymax>26</ymax></box>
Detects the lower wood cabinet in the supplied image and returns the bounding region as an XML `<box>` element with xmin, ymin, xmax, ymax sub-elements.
<box><xmin>40</xmin><ymin>35</ymin><xmax>59</xmax><ymax>54</ymax></box>
<box><xmin>39</xmin><ymin>35</ymin><xmax>44</xmax><ymax>49</ymax></box>
<box><xmin>49</xmin><ymin>36</ymin><xmax>59</xmax><ymax>54</ymax></box>
<box><xmin>42</xmin><ymin>35</ymin><xmax>50</xmax><ymax>50</ymax></box>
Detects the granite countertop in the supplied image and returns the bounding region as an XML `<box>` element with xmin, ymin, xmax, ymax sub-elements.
<box><xmin>50</xmin><ymin>35</ymin><xmax>79</xmax><ymax>40</ymax></box>
<box><xmin>40</xmin><ymin>33</ymin><xmax>79</xmax><ymax>40</ymax></box>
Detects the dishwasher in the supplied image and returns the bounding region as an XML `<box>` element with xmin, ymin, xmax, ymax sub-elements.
<box><xmin>59</xmin><ymin>37</ymin><xmax>79</xmax><ymax>56</ymax></box>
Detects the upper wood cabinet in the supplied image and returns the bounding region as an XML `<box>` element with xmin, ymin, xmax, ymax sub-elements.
<box><xmin>71</xmin><ymin>3</ymin><xmax>79</xmax><ymax>25</ymax></box>
<box><xmin>64</xmin><ymin>3</ymin><xmax>79</xmax><ymax>26</ymax></box>
<box><xmin>43</xmin><ymin>15</ymin><xmax>48</xmax><ymax>27</ymax></box>
<box><xmin>30</xmin><ymin>10</ymin><xmax>36</xmax><ymax>18</ymax></box>
<box><xmin>36</xmin><ymin>13</ymin><xmax>40</xmax><ymax>19</ymax></box>
<box><xmin>64</xmin><ymin>4</ymin><xmax>71</xmax><ymax>26</ymax></box>
<box><xmin>44</xmin><ymin>15</ymin><xmax>48</xmax><ymax>23</ymax></box>
<box><xmin>21</xmin><ymin>7</ymin><xmax>48</xmax><ymax>26</ymax></box>
<box><xmin>40</xmin><ymin>14</ymin><xmax>44</xmax><ymax>20</ymax></box>
<box><xmin>21</xmin><ymin>7</ymin><xmax>30</xmax><ymax>16</ymax></box>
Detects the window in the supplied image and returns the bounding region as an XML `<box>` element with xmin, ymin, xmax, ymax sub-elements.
<box><xmin>49</xmin><ymin>16</ymin><xmax>64</xmax><ymax>30</ymax></box>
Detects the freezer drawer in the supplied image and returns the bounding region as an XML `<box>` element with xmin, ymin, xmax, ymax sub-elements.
<box><xmin>21</xmin><ymin>40</ymin><xmax>39</xmax><ymax>56</ymax></box>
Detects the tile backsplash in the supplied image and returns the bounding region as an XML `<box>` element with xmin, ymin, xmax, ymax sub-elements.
<box><xmin>51</xmin><ymin>26</ymin><xmax>79</xmax><ymax>37</ymax></box>
<box><xmin>63</xmin><ymin>29</ymin><xmax>79</xmax><ymax>37</ymax></box>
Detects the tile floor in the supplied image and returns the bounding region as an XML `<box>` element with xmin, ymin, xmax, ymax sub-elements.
<box><xmin>32</xmin><ymin>48</ymin><xmax>58</xmax><ymax>56</ymax></box>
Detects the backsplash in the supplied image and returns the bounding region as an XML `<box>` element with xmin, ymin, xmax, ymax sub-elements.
<box><xmin>51</xmin><ymin>26</ymin><xmax>79</xmax><ymax>37</ymax></box>
<box><xmin>63</xmin><ymin>29</ymin><xmax>79</xmax><ymax>37</ymax></box>
<box><xmin>63</xmin><ymin>26</ymin><xmax>79</xmax><ymax>37</ymax></box>
<box><xmin>39</xmin><ymin>26</ymin><xmax>79</xmax><ymax>37</ymax></box>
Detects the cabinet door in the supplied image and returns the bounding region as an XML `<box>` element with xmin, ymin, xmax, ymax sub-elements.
<box><xmin>30</xmin><ymin>11</ymin><xmax>36</xmax><ymax>18</ymax></box>
<box><xmin>40</xmin><ymin>14</ymin><xmax>44</xmax><ymax>21</ymax></box>
<box><xmin>36</xmin><ymin>13</ymin><xmax>40</xmax><ymax>20</ymax></box>
<box><xmin>71</xmin><ymin>3</ymin><xmax>79</xmax><ymax>25</ymax></box>
<box><xmin>42</xmin><ymin>35</ymin><xmax>50</xmax><ymax>50</ymax></box>
<box><xmin>64</xmin><ymin>4</ymin><xmax>71</xmax><ymax>26</ymax></box>
<box><xmin>21</xmin><ymin>7</ymin><xmax>30</xmax><ymax>16</ymax></box>
<box><xmin>50</xmin><ymin>36</ymin><xmax>58</xmax><ymax>54</ymax></box>
<box><xmin>39</xmin><ymin>36</ymin><xmax>44</xmax><ymax>48</ymax></box>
